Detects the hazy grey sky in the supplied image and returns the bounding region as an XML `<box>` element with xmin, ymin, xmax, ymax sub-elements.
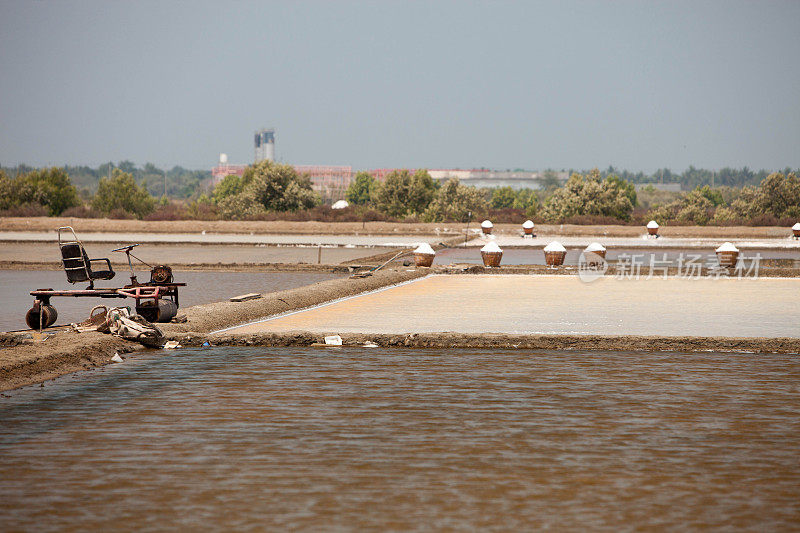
<box><xmin>1</xmin><ymin>1</ymin><xmax>798</xmax><ymax>172</ymax></box>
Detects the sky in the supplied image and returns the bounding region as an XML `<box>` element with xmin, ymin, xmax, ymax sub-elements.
<box><xmin>0</xmin><ymin>1</ymin><xmax>798</xmax><ymax>173</ymax></box>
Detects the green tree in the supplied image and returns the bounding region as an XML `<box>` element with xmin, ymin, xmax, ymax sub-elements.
<box><xmin>345</xmin><ymin>171</ymin><xmax>376</xmax><ymax>205</ymax></box>
<box><xmin>605</xmin><ymin>173</ymin><xmax>637</xmax><ymax>207</ymax></box>
<box><xmin>422</xmin><ymin>178</ymin><xmax>488</xmax><ymax>222</ymax></box>
<box><xmin>647</xmin><ymin>185</ymin><xmax>718</xmax><ymax>225</ymax></box>
<box><xmin>729</xmin><ymin>172</ymin><xmax>800</xmax><ymax>220</ymax></box>
<box><xmin>0</xmin><ymin>170</ymin><xmax>13</xmax><ymax>210</ymax></box>
<box><xmin>513</xmin><ymin>188</ymin><xmax>539</xmax><ymax>217</ymax></box>
<box><xmin>491</xmin><ymin>186</ymin><xmax>516</xmax><ymax>209</ymax></box>
<box><xmin>13</xmin><ymin>167</ymin><xmax>80</xmax><ymax>216</ymax></box>
<box><xmin>370</xmin><ymin>169</ymin><xmax>411</xmax><ymax>217</ymax></box>
<box><xmin>542</xmin><ymin>169</ymin><xmax>634</xmax><ymax>222</ymax></box>
<box><xmin>212</xmin><ymin>174</ymin><xmax>245</xmax><ymax>203</ymax></box>
<box><xmin>217</xmin><ymin>160</ymin><xmax>320</xmax><ymax>219</ymax></box>
<box><xmin>407</xmin><ymin>169</ymin><xmax>438</xmax><ymax>214</ymax></box>
<box><xmin>92</xmin><ymin>169</ymin><xmax>156</xmax><ymax>218</ymax></box>
<box><xmin>243</xmin><ymin>160</ymin><xmax>320</xmax><ymax>212</ymax></box>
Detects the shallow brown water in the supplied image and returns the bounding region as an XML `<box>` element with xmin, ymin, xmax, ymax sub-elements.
<box><xmin>0</xmin><ymin>270</ymin><xmax>344</xmax><ymax>332</ymax></box>
<box><xmin>0</xmin><ymin>347</ymin><xmax>798</xmax><ymax>530</ymax></box>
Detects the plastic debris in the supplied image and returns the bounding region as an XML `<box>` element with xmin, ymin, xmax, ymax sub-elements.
<box><xmin>324</xmin><ymin>335</ymin><xmax>343</xmax><ymax>346</ymax></box>
<box><xmin>111</xmin><ymin>353</ymin><xmax>124</xmax><ymax>363</ymax></box>
<box><xmin>363</xmin><ymin>342</ymin><xmax>379</xmax><ymax>348</ymax></box>
<box><xmin>202</xmin><ymin>341</ymin><xmax>211</xmax><ymax>347</ymax></box>
<box><xmin>162</xmin><ymin>340</ymin><xmax>182</xmax><ymax>349</ymax></box>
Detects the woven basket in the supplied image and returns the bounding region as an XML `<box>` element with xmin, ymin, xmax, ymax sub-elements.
<box><xmin>793</xmin><ymin>229</ymin><xmax>800</xmax><ymax>238</ymax></box>
<box><xmin>482</xmin><ymin>227</ymin><xmax>493</xmax><ymax>235</ymax></box>
<box><xmin>545</xmin><ymin>250</ymin><xmax>567</xmax><ymax>266</ymax></box>
<box><xmin>481</xmin><ymin>251</ymin><xmax>503</xmax><ymax>267</ymax></box>
<box><xmin>414</xmin><ymin>252</ymin><xmax>434</xmax><ymax>267</ymax></box>
<box><xmin>647</xmin><ymin>227</ymin><xmax>659</xmax><ymax>236</ymax></box>
<box><xmin>523</xmin><ymin>226</ymin><xmax>533</xmax><ymax>235</ymax></box>
<box><xmin>716</xmin><ymin>250</ymin><xmax>739</xmax><ymax>268</ymax></box>
<box><xmin>583</xmin><ymin>250</ymin><xmax>606</xmax><ymax>266</ymax></box>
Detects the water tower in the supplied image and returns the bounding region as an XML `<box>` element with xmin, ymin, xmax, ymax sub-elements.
<box><xmin>254</xmin><ymin>128</ymin><xmax>275</xmax><ymax>163</ymax></box>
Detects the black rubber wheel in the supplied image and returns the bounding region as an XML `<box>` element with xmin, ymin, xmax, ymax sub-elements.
<box><xmin>26</xmin><ymin>304</ymin><xmax>58</xmax><ymax>330</ymax></box>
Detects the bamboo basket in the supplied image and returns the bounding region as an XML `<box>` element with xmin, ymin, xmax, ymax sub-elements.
<box><xmin>481</xmin><ymin>251</ymin><xmax>503</xmax><ymax>267</ymax></box>
<box><xmin>647</xmin><ymin>227</ymin><xmax>659</xmax><ymax>236</ymax></box>
<box><xmin>545</xmin><ymin>250</ymin><xmax>567</xmax><ymax>266</ymax></box>
<box><xmin>414</xmin><ymin>252</ymin><xmax>435</xmax><ymax>267</ymax></box>
<box><xmin>716</xmin><ymin>250</ymin><xmax>739</xmax><ymax>268</ymax></box>
<box><xmin>583</xmin><ymin>250</ymin><xmax>606</xmax><ymax>266</ymax></box>
<box><xmin>794</xmin><ymin>229</ymin><xmax>800</xmax><ymax>238</ymax></box>
<box><xmin>482</xmin><ymin>226</ymin><xmax>493</xmax><ymax>235</ymax></box>
<box><xmin>523</xmin><ymin>226</ymin><xmax>533</xmax><ymax>236</ymax></box>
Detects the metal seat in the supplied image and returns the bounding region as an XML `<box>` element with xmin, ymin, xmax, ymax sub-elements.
<box><xmin>58</xmin><ymin>227</ymin><xmax>115</xmax><ymax>288</ymax></box>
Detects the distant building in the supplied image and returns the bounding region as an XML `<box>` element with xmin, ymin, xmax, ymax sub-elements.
<box><xmin>211</xmin><ymin>153</ymin><xmax>246</xmax><ymax>182</ymax></box>
<box><xmin>254</xmin><ymin>129</ymin><xmax>275</xmax><ymax>162</ymax></box>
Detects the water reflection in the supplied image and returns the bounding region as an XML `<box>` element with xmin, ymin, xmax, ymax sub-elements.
<box><xmin>1</xmin><ymin>347</ymin><xmax>799</xmax><ymax>530</ymax></box>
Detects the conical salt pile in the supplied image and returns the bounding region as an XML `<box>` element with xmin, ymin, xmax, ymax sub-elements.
<box><xmin>793</xmin><ymin>222</ymin><xmax>800</xmax><ymax>238</ymax></box>
<box><xmin>646</xmin><ymin>220</ymin><xmax>659</xmax><ymax>236</ymax></box>
<box><xmin>544</xmin><ymin>241</ymin><xmax>567</xmax><ymax>266</ymax></box>
<box><xmin>522</xmin><ymin>220</ymin><xmax>535</xmax><ymax>236</ymax></box>
<box><xmin>583</xmin><ymin>242</ymin><xmax>606</xmax><ymax>266</ymax></box>
<box><xmin>480</xmin><ymin>241</ymin><xmax>503</xmax><ymax>267</ymax></box>
<box><xmin>413</xmin><ymin>242</ymin><xmax>436</xmax><ymax>267</ymax></box>
<box><xmin>715</xmin><ymin>242</ymin><xmax>739</xmax><ymax>267</ymax></box>
<box><xmin>481</xmin><ymin>220</ymin><xmax>494</xmax><ymax>235</ymax></box>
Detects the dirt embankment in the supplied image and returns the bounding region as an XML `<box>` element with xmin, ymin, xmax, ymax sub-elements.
<box><xmin>1</xmin><ymin>216</ymin><xmax>793</xmax><ymax>239</ymax></box>
<box><xmin>0</xmin><ymin>330</ymin><xmax>143</xmax><ymax>392</ymax></box>
<box><xmin>169</xmin><ymin>331</ymin><xmax>800</xmax><ymax>354</ymax></box>
<box><xmin>0</xmin><ymin>268</ymin><xmax>430</xmax><ymax>391</ymax></box>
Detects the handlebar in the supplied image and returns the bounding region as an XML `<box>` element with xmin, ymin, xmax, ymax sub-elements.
<box><xmin>111</xmin><ymin>244</ymin><xmax>140</xmax><ymax>252</ymax></box>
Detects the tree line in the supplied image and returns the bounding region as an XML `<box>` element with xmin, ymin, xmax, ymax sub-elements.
<box><xmin>1</xmin><ymin>161</ymin><xmax>798</xmax><ymax>226</ymax></box>
<box><xmin>1</xmin><ymin>162</ymin><xmax>211</xmax><ymax>200</ymax></box>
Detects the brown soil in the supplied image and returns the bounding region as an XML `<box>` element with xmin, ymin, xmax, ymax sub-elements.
<box><xmin>0</xmin><ymin>330</ymin><xmax>142</xmax><ymax>392</ymax></box>
<box><xmin>1</xmin><ymin>216</ymin><xmax>793</xmax><ymax>238</ymax></box>
<box><xmin>175</xmin><ymin>331</ymin><xmax>800</xmax><ymax>354</ymax></box>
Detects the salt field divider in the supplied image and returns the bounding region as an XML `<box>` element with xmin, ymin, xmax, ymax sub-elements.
<box><xmin>211</xmin><ymin>274</ymin><xmax>433</xmax><ymax>334</ymax></box>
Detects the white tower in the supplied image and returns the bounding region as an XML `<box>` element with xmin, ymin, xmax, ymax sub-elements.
<box><xmin>254</xmin><ymin>128</ymin><xmax>275</xmax><ymax>162</ymax></box>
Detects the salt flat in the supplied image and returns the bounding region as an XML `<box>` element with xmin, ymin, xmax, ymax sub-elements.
<box><xmin>222</xmin><ymin>274</ymin><xmax>800</xmax><ymax>338</ymax></box>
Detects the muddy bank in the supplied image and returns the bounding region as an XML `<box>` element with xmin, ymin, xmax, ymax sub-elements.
<box><xmin>0</xmin><ymin>268</ymin><xmax>430</xmax><ymax>390</ymax></box>
<box><xmin>160</xmin><ymin>268</ymin><xmax>430</xmax><ymax>335</ymax></box>
<box><xmin>170</xmin><ymin>331</ymin><xmax>800</xmax><ymax>354</ymax></box>
<box><xmin>0</xmin><ymin>330</ymin><xmax>142</xmax><ymax>392</ymax></box>
<box><xmin>2</xmin><ymin>217</ymin><xmax>793</xmax><ymax>239</ymax></box>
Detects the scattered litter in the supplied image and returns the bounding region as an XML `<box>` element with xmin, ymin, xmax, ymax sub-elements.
<box><xmin>171</xmin><ymin>314</ymin><xmax>187</xmax><ymax>323</ymax></box>
<box><xmin>202</xmin><ymin>341</ymin><xmax>211</xmax><ymax>347</ymax></box>
<box><xmin>324</xmin><ymin>335</ymin><xmax>343</xmax><ymax>346</ymax></box>
<box><xmin>162</xmin><ymin>340</ymin><xmax>182</xmax><ymax>349</ymax></box>
<box><xmin>230</xmin><ymin>293</ymin><xmax>262</xmax><ymax>302</ymax></box>
<box><xmin>111</xmin><ymin>353</ymin><xmax>124</xmax><ymax>363</ymax></box>
<box><xmin>363</xmin><ymin>342</ymin><xmax>379</xmax><ymax>348</ymax></box>
<box><xmin>107</xmin><ymin>308</ymin><xmax>164</xmax><ymax>347</ymax></box>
